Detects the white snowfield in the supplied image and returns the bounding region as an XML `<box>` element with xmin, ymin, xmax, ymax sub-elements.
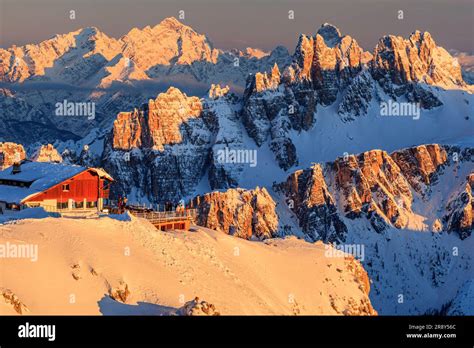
<box><xmin>0</xmin><ymin>214</ymin><xmax>375</xmax><ymax>315</ymax></box>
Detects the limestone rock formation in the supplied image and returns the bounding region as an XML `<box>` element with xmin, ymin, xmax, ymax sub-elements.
<box><xmin>391</xmin><ymin>144</ymin><xmax>447</xmax><ymax>193</ymax></box>
<box><xmin>252</xmin><ymin>63</ymin><xmax>281</xmax><ymax>93</ymax></box>
<box><xmin>444</xmin><ymin>173</ymin><xmax>474</xmax><ymax>239</ymax></box>
<box><xmin>280</xmin><ymin>165</ymin><xmax>347</xmax><ymax>242</ymax></box>
<box><xmin>208</xmin><ymin>84</ymin><xmax>230</xmax><ymax>99</ymax></box>
<box><xmin>105</xmin><ymin>87</ymin><xmax>213</xmax><ymax>203</ymax></box>
<box><xmin>109</xmin><ymin>282</ymin><xmax>131</xmax><ymax>303</ymax></box>
<box><xmin>1</xmin><ymin>288</ymin><xmax>29</xmax><ymax>314</ymax></box>
<box><xmin>240</xmin><ymin>26</ymin><xmax>468</xmax><ymax>171</ymax></box>
<box><xmin>113</xmin><ymin>87</ymin><xmax>203</xmax><ymax>152</ymax></box>
<box><xmin>32</xmin><ymin>144</ymin><xmax>63</xmax><ymax>163</ymax></box>
<box><xmin>277</xmin><ymin>144</ymin><xmax>462</xmax><ymax>241</ymax></box>
<box><xmin>206</xmin><ymin>92</ymin><xmax>247</xmax><ymax>189</ymax></box>
<box><xmin>241</xmin><ymin>23</ymin><xmax>372</xmax><ymax>170</ymax></box>
<box><xmin>0</xmin><ymin>142</ymin><xmax>26</xmax><ymax>169</ymax></box>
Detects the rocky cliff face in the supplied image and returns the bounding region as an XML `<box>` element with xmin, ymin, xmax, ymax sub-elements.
<box><xmin>205</xmin><ymin>90</ymin><xmax>247</xmax><ymax>190</ymax></box>
<box><xmin>112</xmin><ymin>87</ymin><xmax>203</xmax><ymax>151</ymax></box>
<box><xmin>271</xmin><ymin>144</ymin><xmax>473</xmax><ymax>315</ymax></box>
<box><xmin>240</xmin><ymin>25</ymin><xmax>468</xmax><ymax>171</ymax></box>
<box><xmin>368</xmin><ymin>30</ymin><xmax>466</xmax><ymax>108</ymax></box>
<box><xmin>0</xmin><ymin>142</ymin><xmax>26</xmax><ymax>169</ymax></box>
<box><xmin>104</xmin><ymin>84</ymin><xmax>250</xmax><ymax>203</ymax></box>
<box><xmin>391</xmin><ymin>144</ymin><xmax>448</xmax><ymax>193</ymax></box>
<box><xmin>0</xmin><ymin>17</ymin><xmax>291</xmax><ymax>146</ymax></box>
<box><xmin>276</xmin><ymin>144</ymin><xmax>470</xmax><ymax>242</ymax></box>
<box><xmin>241</xmin><ymin>23</ymin><xmax>372</xmax><ymax>171</ymax></box>
<box><xmin>190</xmin><ymin>187</ymin><xmax>279</xmax><ymax>240</ymax></box>
<box><xmin>295</xmin><ymin>23</ymin><xmax>371</xmax><ymax>105</ymax></box>
<box><xmin>104</xmin><ymin>87</ymin><xmax>215</xmax><ymax>203</ymax></box>
<box><xmin>444</xmin><ymin>173</ymin><xmax>474</xmax><ymax>239</ymax></box>
<box><xmin>371</xmin><ymin>31</ymin><xmax>465</xmax><ymax>89</ymax></box>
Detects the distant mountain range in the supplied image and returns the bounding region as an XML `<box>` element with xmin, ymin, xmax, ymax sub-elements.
<box><xmin>0</xmin><ymin>17</ymin><xmax>473</xmax><ymax>315</ymax></box>
<box><xmin>0</xmin><ymin>17</ymin><xmax>472</xmax><ymax>145</ymax></box>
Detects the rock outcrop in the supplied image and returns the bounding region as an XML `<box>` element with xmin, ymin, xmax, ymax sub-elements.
<box><xmin>177</xmin><ymin>297</ymin><xmax>220</xmax><ymax>316</ymax></box>
<box><xmin>368</xmin><ymin>30</ymin><xmax>466</xmax><ymax>109</ymax></box>
<box><xmin>109</xmin><ymin>282</ymin><xmax>131</xmax><ymax>303</ymax></box>
<box><xmin>444</xmin><ymin>173</ymin><xmax>474</xmax><ymax>239</ymax></box>
<box><xmin>240</xmin><ymin>25</ymin><xmax>468</xmax><ymax>171</ymax></box>
<box><xmin>104</xmin><ymin>87</ymin><xmax>214</xmax><ymax>203</ymax></box>
<box><xmin>391</xmin><ymin>144</ymin><xmax>448</xmax><ymax>193</ymax></box>
<box><xmin>301</xmin><ymin>23</ymin><xmax>371</xmax><ymax>105</ymax></box>
<box><xmin>208</xmin><ymin>84</ymin><xmax>230</xmax><ymax>99</ymax></box>
<box><xmin>206</xmin><ymin>90</ymin><xmax>247</xmax><ymax>189</ymax></box>
<box><xmin>280</xmin><ymin>164</ymin><xmax>347</xmax><ymax>242</ymax></box>
<box><xmin>104</xmin><ymin>86</ymin><xmax>249</xmax><ymax>203</ymax></box>
<box><xmin>241</xmin><ymin>24</ymin><xmax>372</xmax><ymax>171</ymax></box>
<box><xmin>252</xmin><ymin>63</ymin><xmax>281</xmax><ymax>93</ymax></box>
<box><xmin>113</xmin><ymin>87</ymin><xmax>203</xmax><ymax>151</ymax></box>
<box><xmin>191</xmin><ymin>187</ymin><xmax>279</xmax><ymax>240</ymax></box>
<box><xmin>32</xmin><ymin>144</ymin><xmax>63</xmax><ymax>163</ymax></box>
<box><xmin>371</xmin><ymin>31</ymin><xmax>465</xmax><ymax>89</ymax></box>
<box><xmin>1</xmin><ymin>288</ymin><xmax>29</xmax><ymax>314</ymax></box>
<box><xmin>277</xmin><ymin>144</ymin><xmax>465</xmax><ymax>241</ymax></box>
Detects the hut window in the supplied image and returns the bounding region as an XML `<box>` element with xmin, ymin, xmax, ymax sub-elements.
<box><xmin>57</xmin><ymin>202</ymin><xmax>68</xmax><ymax>209</ymax></box>
<box><xmin>62</xmin><ymin>184</ymin><xmax>70</xmax><ymax>192</ymax></box>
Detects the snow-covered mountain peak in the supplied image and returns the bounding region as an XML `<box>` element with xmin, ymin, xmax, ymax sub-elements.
<box><xmin>121</xmin><ymin>17</ymin><xmax>218</xmax><ymax>69</ymax></box>
<box><xmin>153</xmin><ymin>16</ymin><xmax>188</xmax><ymax>30</ymax></box>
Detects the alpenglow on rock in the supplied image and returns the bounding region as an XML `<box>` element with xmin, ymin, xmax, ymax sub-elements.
<box><xmin>32</xmin><ymin>144</ymin><xmax>63</xmax><ymax>163</ymax></box>
<box><xmin>104</xmin><ymin>87</ymin><xmax>212</xmax><ymax>203</ymax></box>
<box><xmin>103</xmin><ymin>85</ymin><xmax>247</xmax><ymax>204</ymax></box>
<box><xmin>371</xmin><ymin>31</ymin><xmax>466</xmax><ymax>89</ymax></box>
<box><xmin>276</xmin><ymin>144</ymin><xmax>470</xmax><ymax>242</ymax></box>
<box><xmin>444</xmin><ymin>173</ymin><xmax>474</xmax><ymax>239</ymax></box>
<box><xmin>0</xmin><ymin>142</ymin><xmax>26</xmax><ymax>169</ymax></box>
<box><xmin>112</xmin><ymin>87</ymin><xmax>203</xmax><ymax>151</ymax></box>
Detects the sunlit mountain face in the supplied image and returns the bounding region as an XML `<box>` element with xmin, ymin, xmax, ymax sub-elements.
<box><xmin>0</xmin><ymin>0</ymin><xmax>473</xmax><ymax>319</ymax></box>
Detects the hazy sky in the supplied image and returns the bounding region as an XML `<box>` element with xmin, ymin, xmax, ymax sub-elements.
<box><xmin>0</xmin><ymin>0</ymin><xmax>473</xmax><ymax>53</ymax></box>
